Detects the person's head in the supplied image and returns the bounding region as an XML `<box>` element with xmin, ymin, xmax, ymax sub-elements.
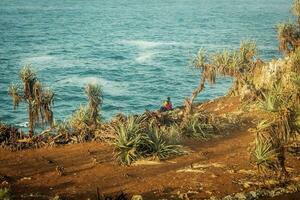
<box><xmin>167</xmin><ymin>97</ymin><xmax>170</xmax><ymax>101</ymax></box>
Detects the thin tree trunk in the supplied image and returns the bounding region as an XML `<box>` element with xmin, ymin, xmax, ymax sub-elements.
<box><xmin>184</xmin><ymin>72</ymin><xmax>206</xmax><ymax>121</ymax></box>
<box><xmin>28</xmin><ymin>102</ymin><xmax>34</xmax><ymax>137</ymax></box>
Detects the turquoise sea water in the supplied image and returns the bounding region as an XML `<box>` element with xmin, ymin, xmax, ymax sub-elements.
<box><xmin>0</xmin><ymin>0</ymin><xmax>292</xmax><ymax>126</ymax></box>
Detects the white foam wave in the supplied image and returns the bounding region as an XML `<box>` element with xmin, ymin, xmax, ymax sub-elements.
<box><xmin>135</xmin><ymin>51</ymin><xmax>154</xmax><ymax>63</ymax></box>
<box><xmin>59</xmin><ymin>76</ymin><xmax>102</xmax><ymax>85</ymax></box>
<box><xmin>57</xmin><ymin>76</ymin><xmax>128</xmax><ymax>95</ymax></box>
<box><xmin>22</xmin><ymin>55</ymin><xmax>56</xmax><ymax>64</ymax></box>
<box><xmin>121</xmin><ymin>40</ymin><xmax>179</xmax><ymax>49</ymax></box>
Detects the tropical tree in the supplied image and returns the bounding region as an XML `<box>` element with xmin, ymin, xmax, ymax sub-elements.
<box><xmin>183</xmin><ymin>49</ymin><xmax>216</xmax><ymax>120</ymax></box>
<box><xmin>8</xmin><ymin>66</ymin><xmax>54</xmax><ymax>136</ymax></box>
<box><xmin>277</xmin><ymin>0</ymin><xmax>300</xmax><ymax>54</ymax></box>
<box><xmin>184</xmin><ymin>41</ymin><xmax>257</xmax><ymax>120</ymax></box>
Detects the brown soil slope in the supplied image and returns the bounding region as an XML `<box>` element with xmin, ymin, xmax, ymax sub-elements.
<box><xmin>0</xmin><ymin>97</ymin><xmax>299</xmax><ymax>200</ymax></box>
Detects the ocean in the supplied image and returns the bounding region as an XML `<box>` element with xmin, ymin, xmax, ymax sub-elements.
<box><xmin>0</xmin><ymin>0</ymin><xmax>291</xmax><ymax>126</ymax></box>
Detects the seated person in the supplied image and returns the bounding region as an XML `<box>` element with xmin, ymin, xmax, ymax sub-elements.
<box><xmin>160</xmin><ymin>97</ymin><xmax>173</xmax><ymax>112</ymax></box>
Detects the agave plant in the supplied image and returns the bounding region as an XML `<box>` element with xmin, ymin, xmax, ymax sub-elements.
<box><xmin>252</xmin><ymin>134</ymin><xmax>278</xmax><ymax>173</ymax></box>
<box><xmin>67</xmin><ymin>105</ymin><xmax>95</xmax><ymax>142</ymax></box>
<box><xmin>113</xmin><ymin>116</ymin><xmax>144</xmax><ymax>165</ymax></box>
<box><xmin>143</xmin><ymin>123</ymin><xmax>184</xmax><ymax>160</ymax></box>
<box><xmin>212</xmin><ymin>49</ymin><xmax>234</xmax><ymax>76</ymax></box>
<box><xmin>259</xmin><ymin>92</ymin><xmax>283</xmax><ymax>113</ymax></box>
<box><xmin>8</xmin><ymin>66</ymin><xmax>54</xmax><ymax>135</ymax></box>
<box><xmin>113</xmin><ymin>116</ymin><xmax>185</xmax><ymax>165</ymax></box>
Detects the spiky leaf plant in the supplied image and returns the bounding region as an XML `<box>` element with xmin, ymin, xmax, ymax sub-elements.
<box><xmin>211</xmin><ymin>49</ymin><xmax>234</xmax><ymax>76</ymax></box>
<box><xmin>143</xmin><ymin>124</ymin><xmax>184</xmax><ymax>160</ymax></box>
<box><xmin>181</xmin><ymin>114</ymin><xmax>215</xmax><ymax>139</ymax></box>
<box><xmin>114</xmin><ymin>116</ymin><xmax>143</xmax><ymax>165</ymax></box>
<box><xmin>259</xmin><ymin>92</ymin><xmax>283</xmax><ymax>113</ymax></box>
<box><xmin>85</xmin><ymin>83</ymin><xmax>103</xmax><ymax>126</ymax></box>
<box><xmin>8</xmin><ymin>84</ymin><xmax>22</xmax><ymax>110</ymax></box>
<box><xmin>8</xmin><ymin>66</ymin><xmax>54</xmax><ymax>135</ymax></box>
<box><xmin>252</xmin><ymin>134</ymin><xmax>278</xmax><ymax>173</ymax></box>
<box><xmin>252</xmin><ymin>110</ymin><xmax>298</xmax><ymax>178</ymax></box>
<box><xmin>239</xmin><ymin>41</ymin><xmax>257</xmax><ymax>64</ymax></box>
<box><xmin>68</xmin><ymin>105</ymin><xmax>92</xmax><ymax>142</ymax></box>
<box><xmin>113</xmin><ymin>116</ymin><xmax>185</xmax><ymax>165</ymax></box>
<box><xmin>161</xmin><ymin>124</ymin><xmax>182</xmax><ymax>144</ymax></box>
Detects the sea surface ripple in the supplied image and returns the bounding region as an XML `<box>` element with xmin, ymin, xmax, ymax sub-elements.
<box><xmin>0</xmin><ymin>0</ymin><xmax>291</xmax><ymax>126</ymax></box>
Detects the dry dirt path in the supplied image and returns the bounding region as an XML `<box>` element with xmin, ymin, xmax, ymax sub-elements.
<box><xmin>0</xmin><ymin>97</ymin><xmax>299</xmax><ymax>199</ymax></box>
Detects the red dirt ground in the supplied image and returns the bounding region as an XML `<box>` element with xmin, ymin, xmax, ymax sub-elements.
<box><xmin>0</xmin><ymin>97</ymin><xmax>299</xmax><ymax>200</ymax></box>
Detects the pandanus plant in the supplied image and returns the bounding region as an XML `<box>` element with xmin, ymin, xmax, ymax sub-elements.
<box><xmin>252</xmin><ymin>83</ymin><xmax>300</xmax><ymax>178</ymax></box>
<box><xmin>277</xmin><ymin>0</ymin><xmax>300</xmax><ymax>54</ymax></box>
<box><xmin>183</xmin><ymin>49</ymin><xmax>216</xmax><ymax>120</ymax></box>
<box><xmin>184</xmin><ymin>41</ymin><xmax>257</xmax><ymax>120</ymax></box>
<box><xmin>85</xmin><ymin>83</ymin><xmax>103</xmax><ymax>126</ymax></box>
<box><xmin>8</xmin><ymin>66</ymin><xmax>54</xmax><ymax>136</ymax></box>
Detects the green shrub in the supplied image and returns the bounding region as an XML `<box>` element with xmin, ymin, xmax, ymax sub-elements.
<box><xmin>143</xmin><ymin>124</ymin><xmax>184</xmax><ymax>160</ymax></box>
<box><xmin>114</xmin><ymin>116</ymin><xmax>143</xmax><ymax>165</ymax></box>
<box><xmin>113</xmin><ymin>117</ymin><xmax>184</xmax><ymax>165</ymax></box>
<box><xmin>251</xmin><ymin>134</ymin><xmax>277</xmax><ymax>173</ymax></box>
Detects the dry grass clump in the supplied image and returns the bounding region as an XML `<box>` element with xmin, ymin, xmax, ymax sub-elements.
<box><xmin>0</xmin><ymin>122</ymin><xmax>20</xmax><ymax>150</ymax></box>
